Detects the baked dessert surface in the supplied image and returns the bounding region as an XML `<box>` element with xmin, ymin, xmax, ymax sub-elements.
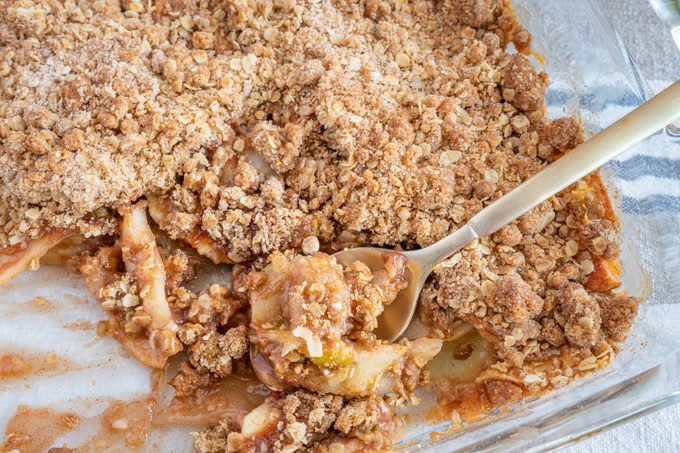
<box><xmin>0</xmin><ymin>0</ymin><xmax>640</xmax><ymax>451</ymax></box>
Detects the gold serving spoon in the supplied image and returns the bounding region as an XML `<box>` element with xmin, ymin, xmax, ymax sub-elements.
<box><xmin>334</xmin><ymin>80</ymin><xmax>680</xmax><ymax>341</ymax></box>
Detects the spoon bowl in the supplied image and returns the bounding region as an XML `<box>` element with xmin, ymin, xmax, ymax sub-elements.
<box><xmin>333</xmin><ymin>223</ymin><xmax>480</xmax><ymax>341</ymax></box>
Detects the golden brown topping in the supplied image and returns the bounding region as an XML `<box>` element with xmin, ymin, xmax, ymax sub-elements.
<box><xmin>598</xmin><ymin>293</ymin><xmax>641</xmax><ymax>343</ymax></box>
<box><xmin>187</xmin><ymin>326</ymin><xmax>249</xmax><ymax>377</ymax></box>
<box><xmin>446</xmin><ymin>0</ymin><xmax>503</xmax><ymax>27</ymax></box>
<box><xmin>547</xmin><ymin>117</ymin><xmax>582</xmax><ymax>151</ymax></box>
<box><xmin>195</xmin><ymin>390</ymin><xmax>401</xmax><ymax>453</ymax></box>
<box><xmin>553</xmin><ymin>283</ymin><xmax>602</xmax><ymax>348</ymax></box>
<box><xmin>487</xmin><ymin>274</ymin><xmax>543</xmax><ymax>323</ymax></box>
<box><xmin>492</xmin><ymin>224</ymin><xmax>522</xmax><ymax>247</ymax></box>
<box><xmin>501</xmin><ymin>54</ymin><xmax>547</xmax><ymax>112</ymax></box>
<box><xmin>170</xmin><ymin>362</ymin><xmax>220</xmax><ymax>399</ymax></box>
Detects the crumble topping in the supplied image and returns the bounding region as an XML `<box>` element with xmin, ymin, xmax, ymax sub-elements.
<box><xmin>3</xmin><ymin>0</ymin><xmax>549</xmax><ymax>256</ymax></box>
<box><xmin>194</xmin><ymin>390</ymin><xmax>402</xmax><ymax>453</ymax></box>
<box><xmin>187</xmin><ymin>325</ymin><xmax>249</xmax><ymax>377</ymax></box>
<box><xmin>0</xmin><ymin>0</ymin><xmax>643</xmax><ymax>451</ymax></box>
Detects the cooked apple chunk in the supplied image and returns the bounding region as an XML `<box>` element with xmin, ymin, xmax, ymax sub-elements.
<box><xmin>246</xmin><ymin>252</ymin><xmax>442</xmax><ymax>398</ymax></box>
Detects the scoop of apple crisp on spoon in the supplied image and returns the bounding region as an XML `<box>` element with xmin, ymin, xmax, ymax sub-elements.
<box><xmin>335</xmin><ymin>80</ymin><xmax>680</xmax><ymax>341</ymax></box>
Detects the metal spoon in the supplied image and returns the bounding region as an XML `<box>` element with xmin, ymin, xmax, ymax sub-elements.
<box><xmin>334</xmin><ymin>80</ymin><xmax>680</xmax><ymax>342</ymax></box>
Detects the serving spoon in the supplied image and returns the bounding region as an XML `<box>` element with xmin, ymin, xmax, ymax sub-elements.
<box><xmin>334</xmin><ymin>80</ymin><xmax>680</xmax><ymax>342</ymax></box>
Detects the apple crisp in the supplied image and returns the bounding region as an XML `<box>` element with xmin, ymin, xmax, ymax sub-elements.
<box><xmin>0</xmin><ymin>0</ymin><xmax>641</xmax><ymax>451</ymax></box>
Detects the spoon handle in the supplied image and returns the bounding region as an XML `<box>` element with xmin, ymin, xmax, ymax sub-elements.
<box><xmin>466</xmin><ymin>79</ymin><xmax>680</xmax><ymax>239</ymax></box>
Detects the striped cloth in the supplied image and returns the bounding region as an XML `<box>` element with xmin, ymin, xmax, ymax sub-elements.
<box><xmin>609</xmin><ymin>80</ymin><xmax>680</xmax><ymax>215</ymax></box>
<box><xmin>606</xmin><ymin>78</ymin><xmax>680</xmax><ymax>307</ymax></box>
<box><xmin>598</xmin><ymin>0</ymin><xmax>680</xmax><ymax>214</ymax></box>
<box><xmin>604</xmin><ymin>78</ymin><xmax>680</xmax><ymax>305</ymax></box>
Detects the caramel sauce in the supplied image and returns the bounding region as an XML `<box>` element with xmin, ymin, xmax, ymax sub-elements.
<box><xmin>1</xmin><ymin>398</ymin><xmax>159</xmax><ymax>452</ymax></box>
<box><xmin>426</xmin><ymin>329</ymin><xmax>506</xmax><ymax>423</ymax></box>
<box><xmin>84</xmin><ymin>399</ymin><xmax>157</xmax><ymax>449</ymax></box>
<box><xmin>0</xmin><ymin>354</ymin><xmax>261</xmax><ymax>451</ymax></box>
<box><xmin>27</xmin><ymin>296</ymin><xmax>56</xmax><ymax>313</ymax></box>
<box><xmin>75</xmin><ymin>368</ymin><xmax>166</xmax><ymax>450</ymax></box>
<box><xmin>0</xmin><ymin>353</ymin><xmax>30</xmax><ymax>378</ymax></box>
<box><xmin>64</xmin><ymin>320</ymin><xmax>95</xmax><ymax>331</ymax></box>
<box><xmin>0</xmin><ymin>350</ymin><xmax>73</xmax><ymax>380</ymax></box>
<box><xmin>96</xmin><ymin>319</ymin><xmax>171</xmax><ymax>369</ymax></box>
<box><xmin>163</xmin><ymin>374</ymin><xmax>267</xmax><ymax>427</ymax></box>
<box><xmin>4</xmin><ymin>297</ymin><xmax>57</xmax><ymax>316</ymax></box>
<box><xmin>428</xmin><ymin>339</ymin><xmax>613</xmax><ymax>426</ymax></box>
<box><xmin>1</xmin><ymin>406</ymin><xmax>80</xmax><ymax>452</ymax></box>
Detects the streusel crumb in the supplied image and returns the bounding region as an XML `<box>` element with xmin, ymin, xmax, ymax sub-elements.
<box><xmin>0</xmin><ymin>0</ymin><xmax>643</xmax><ymax>451</ymax></box>
<box><xmin>193</xmin><ymin>390</ymin><xmax>401</xmax><ymax>452</ymax></box>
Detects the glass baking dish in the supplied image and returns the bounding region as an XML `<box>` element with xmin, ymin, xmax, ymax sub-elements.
<box><xmin>1</xmin><ymin>0</ymin><xmax>679</xmax><ymax>451</ymax></box>
<box><xmin>395</xmin><ymin>0</ymin><xmax>680</xmax><ymax>450</ymax></box>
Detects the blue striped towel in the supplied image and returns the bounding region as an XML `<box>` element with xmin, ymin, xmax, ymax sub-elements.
<box><xmin>599</xmin><ymin>80</ymin><xmax>680</xmax><ymax>304</ymax></box>
<box><xmin>609</xmin><ymin>80</ymin><xmax>680</xmax><ymax>215</ymax></box>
